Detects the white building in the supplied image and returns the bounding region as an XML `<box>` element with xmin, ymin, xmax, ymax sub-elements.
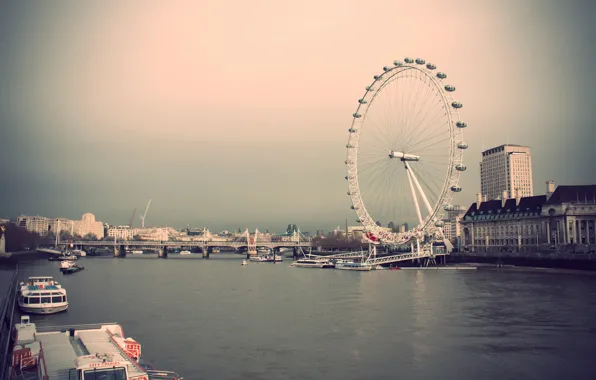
<box><xmin>16</xmin><ymin>216</ymin><xmax>50</xmax><ymax>235</ymax></box>
<box><xmin>107</xmin><ymin>226</ymin><xmax>134</xmax><ymax>240</ymax></box>
<box><xmin>480</xmin><ymin>144</ymin><xmax>533</xmax><ymax>201</ymax></box>
<box><xmin>74</xmin><ymin>213</ymin><xmax>104</xmax><ymax>239</ymax></box>
<box><xmin>443</xmin><ymin>205</ymin><xmax>467</xmax><ymax>244</ymax></box>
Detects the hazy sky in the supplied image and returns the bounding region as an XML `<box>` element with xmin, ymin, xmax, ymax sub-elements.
<box><xmin>1</xmin><ymin>0</ymin><xmax>595</xmax><ymax>233</ymax></box>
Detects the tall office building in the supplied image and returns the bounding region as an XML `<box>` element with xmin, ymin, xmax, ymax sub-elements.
<box><xmin>480</xmin><ymin>144</ymin><xmax>533</xmax><ymax>200</ymax></box>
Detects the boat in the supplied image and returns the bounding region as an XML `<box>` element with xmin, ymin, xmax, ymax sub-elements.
<box><xmin>60</xmin><ymin>260</ymin><xmax>85</xmax><ymax>274</ymax></box>
<box><xmin>335</xmin><ymin>261</ymin><xmax>373</xmax><ymax>271</ymax></box>
<box><xmin>249</xmin><ymin>255</ymin><xmax>268</xmax><ymax>262</ymax></box>
<box><xmin>129</xmin><ymin>250</ymin><xmax>143</xmax><ymax>255</ymax></box>
<box><xmin>18</xmin><ymin>277</ymin><xmax>68</xmax><ymax>314</ymax></box>
<box><xmin>71</xmin><ymin>249</ymin><xmax>87</xmax><ymax>257</ymax></box>
<box><xmin>48</xmin><ymin>253</ymin><xmax>78</xmax><ymax>261</ymax></box>
<box><xmin>241</xmin><ymin>259</ymin><xmax>248</xmax><ymax>266</ymax></box>
<box><xmin>179</xmin><ymin>250</ymin><xmax>191</xmax><ymax>255</ymax></box>
<box><xmin>264</xmin><ymin>254</ymin><xmax>283</xmax><ymax>263</ymax></box>
<box><xmin>291</xmin><ymin>258</ymin><xmax>335</xmax><ymax>268</ymax></box>
<box><xmin>11</xmin><ymin>315</ymin><xmax>182</xmax><ymax>380</ymax></box>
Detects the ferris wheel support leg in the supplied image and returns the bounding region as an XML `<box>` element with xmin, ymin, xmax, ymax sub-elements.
<box><xmin>405</xmin><ymin>162</ymin><xmax>433</xmax><ymax>216</ymax></box>
<box><xmin>406</xmin><ymin>166</ymin><xmax>424</xmax><ymax>225</ymax></box>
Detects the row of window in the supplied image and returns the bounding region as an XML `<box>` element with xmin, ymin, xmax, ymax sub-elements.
<box><xmin>21</xmin><ymin>295</ymin><xmax>67</xmax><ymax>304</ymax></box>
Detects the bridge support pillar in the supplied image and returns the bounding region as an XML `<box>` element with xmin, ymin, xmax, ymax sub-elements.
<box><xmin>158</xmin><ymin>247</ymin><xmax>168</xmax><ymax>258</ymax></box>
<box><xmin>203</xmin><ymin>248</ymin><xmax>210</xmax><ymax>259</ymax></box>
<box><xmin>114</xmin><ymin>245</ymin><xmax>126</xmax><ymax>258</ymax></box>
<box><xmin>293</xmin><ymin>247</ymin><xmax>298</xmax><ymax>261</ymax></box>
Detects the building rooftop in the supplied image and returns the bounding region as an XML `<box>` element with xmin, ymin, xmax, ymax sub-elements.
<box><xmin>545</xmin><ymin>185</ymin><xmax>596</xmax><ymax>205</ymax></box>
<box><xmin>463</xmin><ymin>195</ymin><xmax>547</xmax><ymax>221</ymax></box>
<box><xmin>482</xmin><ymin>144</ymin><xmax>530</xmax><ymax>155</ymax></box>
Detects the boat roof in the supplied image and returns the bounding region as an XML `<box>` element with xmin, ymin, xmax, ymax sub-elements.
<box><xmin>28</xmin><ymin>276</ymin><xmax>55</xmax><ymax>280</ymax></box>
<box><xmin>27</xmin><ymin>285</ymin><xmax>60</xmax><ymax>291</ymax></box>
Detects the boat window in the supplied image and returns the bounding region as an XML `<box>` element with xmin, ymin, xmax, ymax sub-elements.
<box><xmin>28</xmin><ymin>297</ymin><xmax>40</xmax><ymax>304</ymax></box>
<box><xmin>83</xmin><ymin>368</ymin><xmax>127</xmax><ymax>380</ymax></box>
<box><xmin>62</xmin><ymin>296</ymin><xmax>67</xmax><ymax>302</ymax></box>
<box><xmin>41</xmin><ymin>296</ymin><xmax>51</xmax><ymax>303</ymax></box>
<box><xmin>20</xmin><ymin>296</ymin><xmax>27</xmax><ymax>304</ymax></box>
<box><xmin>51</xmin><ymin>296</ymin><xmax>62</xmax><ymax>303</ymax></box>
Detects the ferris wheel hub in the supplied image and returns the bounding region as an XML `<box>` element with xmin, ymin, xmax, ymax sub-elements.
<box><xmin>388</xmin><ymin>151</ymin><xmax>420</xmax><ymax>161</ymax></box>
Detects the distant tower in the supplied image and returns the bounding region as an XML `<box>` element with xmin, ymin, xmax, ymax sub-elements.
<box><xmin>480</xmin><ymin>144</ymin><xmax>533</xmax><ymax>200</ymax></box>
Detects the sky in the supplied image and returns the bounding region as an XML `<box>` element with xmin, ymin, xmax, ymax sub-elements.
<box><xmin>1</xmin><ymin>0</ymin><xmax>595</xmax><ymax>233</ymax></box>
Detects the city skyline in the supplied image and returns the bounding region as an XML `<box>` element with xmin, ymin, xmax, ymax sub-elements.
<box><xmin>1</xmin><ymin>0</ymin><xmax>596</xmax><ymax>233</ymax></box>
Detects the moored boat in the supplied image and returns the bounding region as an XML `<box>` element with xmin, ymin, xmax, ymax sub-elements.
<box><xmin>11</xmin><ymin>315</ymin><xmax>182</xmax><ymax>380</ymax></box>
<box><xmin>18</xmin><ymin>277</ymin><xmax>68</xmax><ymax>314</ymax></box>
<box><xmin>335</xmin><ymin>261</ymin><xmax>373</xmax><ymax>271</ymax></box>
<box><xmin>291</xmin><ymin>258</ymin><xmax>334</xmax><ymax>268</ymax></box>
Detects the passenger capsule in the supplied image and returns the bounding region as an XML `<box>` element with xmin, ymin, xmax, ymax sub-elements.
<box><xmin>345</xmin><ymin>176</ymin><xmax>348</xmax><ymax>180</ymax></box>
<box><xmin>356</xmin><ymin>219</ymin><xmax>361</xmax><ymax>223</ymax></box>
<box><xmin>353</xmin><ymin>113</ymin><xmax>362</xmax><ymax>118</ymax></box>
<box><xmin>455</xmin><ymin>164</ymin><xmax>467</xmax><ymax>171</ymax></box>
<box><xmin>351</xmin><ymin>205</ymin><xmax>355</xmax><ymax>210</ymax></box>
<box><xmin>358</xmin><ymin>99</ymin><xmax>368</xmax><ymax>104</ymax></box>
<box><xmin>435</xmin><ymin>220</ymin><xmax>444</xmax><ymax>227</ymax></box>
<box><xmin>365</xmin><ymin>85</ymin><xmax>374</xmax><ymax>91</ymax></box>
<box><xmin>393</xmin><ymin>60</ymin><xmax>403</xmax><ymax>66</ymax></box>
<box><xmin>348</xmin><ymin>128</ymin><xmax>357</xmax><ymax>133</ymax></box>
<box><xmin>437</xmin><ymin>72</ymin><xmax>447</xmax><ymax>79</ymax></box>
<box><xmin>426</xmin><ymin>63</ymin><xmax>436</xmax><ymax>70</ymax></box>
<box><xmin>450</xmin><ymin>185</ymin><xmax>462</xmax><ymax>192</ymax></box>
<box><xmin>451</xmin><ymin>101</ymin><xmax>462</xmax><ymax>109</ymax></box>
<box><xmin>445</xmin><ymin>85</ymin><xmax>456</xmax><ymax>92</ymax></box>
<box><xmin>374</xmin><ymin>75</ymin><xmax>381</xmax><ymax>80</ymax></box>
<box><xmin>383</xmin><ymin>66</ymin><xmax>391</xmax><ymax>72</ymax></box>
<box><xmin>415</xmin><ymin>58</ymin><xmax>425</xmax><ymax>65</ymax></box>
<box><xmin>456</xmin><ymin>121</ymin><xmax>467</xmax><ymax>128</ymax></box>
<box><xmin>457</xmin><ymin>142</ymin><xmax>468</xmax><ymax>149</ymax></box>
<box><xmin>347</xmin><ymin>191</ymin><xmax>351</xmax><ymax>195</ymax></box>
<box><xmin>346</xmin><ymin>144</ymin><xmax>354</xmax><ymax>148</ymax></box>
<box><xmin>404</xmin><ymin>57</ymin><xmax>414</xmax><ymax>63</ymax></box>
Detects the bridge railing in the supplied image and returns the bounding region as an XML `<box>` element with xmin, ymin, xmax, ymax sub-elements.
<box><xmin>0</xmin><ymin>265</ymin><xmax>18</xmax><ymax>380</ymax></box>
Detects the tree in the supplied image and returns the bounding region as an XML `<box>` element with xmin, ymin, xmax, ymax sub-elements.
<box><xmin>1</xmin><ymin>223</ymin><xmax>41</xmax><ymax>252</ymax></box>
<box><xmin>83</xmin><ymin>232</ymin><xmax>98</xmax><ymax>241</ymax></box>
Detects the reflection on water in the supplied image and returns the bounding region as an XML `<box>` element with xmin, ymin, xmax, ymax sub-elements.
<box><xmin>8</xmin><ymin>256</ymin><xmax>596</xmax><ymax>380</ymax></box>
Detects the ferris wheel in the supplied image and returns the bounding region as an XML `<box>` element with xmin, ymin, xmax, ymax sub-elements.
<box><xmin>345</xmin><ymin>57</ymin><xmax>467</xmax><ymax>247</ymax></box>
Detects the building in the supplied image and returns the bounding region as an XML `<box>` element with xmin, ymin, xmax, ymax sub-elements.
<box><xmin>106</xmin><ymin>226</ymin><xmax>134</xmax><ymax>240</ymax></box>
<box><xmin>16</xmin><ymin>216</ymin><xmax>50</xmax><ymax>235</ymax></box>
<box><xmin>74</xmin><ymin>213</ymin><xmax>104</xmax><ymax>239</ymax></box>
<box><xmin>443</xmin><ymin>205</ymin><xmax>467</xmax><ymax>245</ymax></box>
<box><xmin>460</xmin><ymin>182</ymin><xmax>596</xmax><ymax>252</ymax></box>
<box><xmin>480</xmin><ymin>144</ymin><xmax>533</xmax><ymax>201</ymax></box>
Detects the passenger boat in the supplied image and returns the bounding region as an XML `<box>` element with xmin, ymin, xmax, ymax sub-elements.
<box><xmin>60</xmin><ymin>260</ymin><xmax>85</xmax><ymax>274</ymax></box>
<box><xmin>335</xmin><ymin>261</ymin><xmax>373</xmax><ymax>271</ymax></box>
<box><xmin>241</xmin><ymin>259</ymin><xmax>248</xmax><ymax>266</ymax></box>
<box><xmin>249</xmin><ymin>255</ymin><xmax>268</xmax><ymax>262</ymax></box>
<box><xmin>48</xmin><ymin>254</ymin><xmax>78</xmax><ymax>262</ymax></box>
<box><xmin>18</xmin><ymin>277</ymin><xmax>68</xmax><ymax>314</ymax></box>
<box><xmin>11</xmin><ymin>315</ymin><xmax>182</xmax><ymax>380</ymax></box>
<box><xmin>291</xmin><ymin>259</ymin><xmax>334</xmax><ymax>268</ymax></box>
<box><xmin>179</xmin><ymin>250</ymin><xmax>191</xmax><ymax>255</ymax></box>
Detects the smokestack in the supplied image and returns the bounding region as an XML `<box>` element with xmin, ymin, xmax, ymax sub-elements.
<box><xmin>477</xmin><ymin>193</ymin><xmax>482</xmax><ymax>208</ymax></box>
<box><xmin>515</xmin><ymin>188</ymin><xmax>522</xmax><ymax>206</ymax></box>
<box><xmin>546</xmin><ymin>180</ymin><xmax>555</xmax><ymax>201</ymax></box>
<box><xmin>501</xmin><ymin>190</ymin><xmax>508</xmax><ymax>208</ymax></box>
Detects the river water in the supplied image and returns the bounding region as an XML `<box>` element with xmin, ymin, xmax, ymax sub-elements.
<box><xmin>8</xmin><ymin>254</ymin><xmax>596</xmax><ymax>380</ymax></box>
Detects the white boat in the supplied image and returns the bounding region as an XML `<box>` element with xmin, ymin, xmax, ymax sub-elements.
<box><xmin>179</xmin><ymin>250</ymin><xmax>191</xmax><ymax>255</ymax></box>
<box><xmin>60</xmin><ymin>260</ymin><xmax>76</xmax><ymax>270</ymax></box>
<box><xmin>241</xmin><ymin>259</ymin><xmax>248</xmax><ymax>266</ymax></box>
<box><xmin>249</xmin><ymin>256</ymin><xmax>268</xmax><ymax>262</ymax></box>
<box><xmin>18</xmin><ymin>277</ymin><xmax>68</xmax><ymax>314</ymax></box>
<box><xmin>11</xmin><ymin>315</ymin><xmax>181</xmax><ymax>380</ymax></box>
<box><xmin>71</xmin><ymin>249</ymin><xmax>87</xmax><ymax>257</ymax></box>
<box><xmin>130</xmin><ymin>250</ymin><xmax>143</xmax><ymax>255</ymax></box>
<box><xmin>335</xmin><ymin>261</ymin><xmax>373</xmax><ymax>271</ymax></box>
<box><xmin>292</xmin><ymin>259</ymin><xmax>334</xmax><ymax>268</ymax></box>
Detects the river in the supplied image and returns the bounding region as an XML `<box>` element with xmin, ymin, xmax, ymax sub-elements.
<box><xmin>8</xmin><ymin>254</ymin><xmax>596</xmax><ymax>379</ymax></box>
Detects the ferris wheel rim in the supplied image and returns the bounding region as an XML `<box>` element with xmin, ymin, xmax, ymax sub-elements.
<box><xmin>345</xmin><ymin>58</ymin><xmax>466</xmax><ymax>246</ymax></box>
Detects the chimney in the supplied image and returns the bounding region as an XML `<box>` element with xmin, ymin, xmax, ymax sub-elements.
<box><xmin>477</xmin><ymin>193</ymin><xmax>482</xmax><ymax>208</ymax></box>
<box><xmin>501</xmin><ymin>190</ymin><xmax>508</xmax><ymax>208</ymax></box>
<box><xmin>546</xmin><ymin>180</ymin><xmax>555</xmax><ymax>201</ymax></box>
<box><xmin>515</xmin><ymin>188</ymin><xmax>522</xmax><ymax>206</ymax></box>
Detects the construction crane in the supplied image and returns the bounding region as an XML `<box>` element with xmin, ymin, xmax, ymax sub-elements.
<box><xmin>140</xmin><ymin>199</ymin><xmax>152</xmax><ymax>228</ymax></box>
<box><xmin>129</xmin><ymin>208</ymin><xmax>136</xmax><ymax>228</ymax></box>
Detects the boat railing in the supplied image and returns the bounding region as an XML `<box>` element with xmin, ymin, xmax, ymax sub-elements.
<box><xmin>0</xmin><ymin>264</ymin><xmax>19</xmax><ymax>380</ymax></box>
<box><xmin>35</xmin><ymin>322</ymin><xmax>120</xmax><ymax>333</ymax></box>
<box><xmin>147</xmin><ymin>369</ymin><xmax>184</xmax><ymax>379</ymax></box>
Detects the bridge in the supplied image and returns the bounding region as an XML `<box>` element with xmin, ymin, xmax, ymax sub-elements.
<box><xmin>47</xmin><ymin>239</ymin><xmax>312</xmax><ymax>258</ymax></box>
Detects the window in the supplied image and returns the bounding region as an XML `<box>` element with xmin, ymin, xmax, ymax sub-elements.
<box><xmin>51</xmin><ymin>296</ymin><xmax>62</xmax><ymax>303</ymax></box>
<box><xmin>41</xmin><ymin>296</ymin><xmax>51</xmax><ymax>304</ymax></box>
<box><xmin>83</xmin><ymin>368</ymin><xmax>127</xmax><ymax>380</ymax></box>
